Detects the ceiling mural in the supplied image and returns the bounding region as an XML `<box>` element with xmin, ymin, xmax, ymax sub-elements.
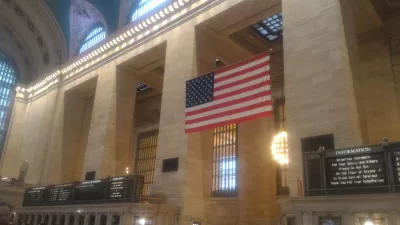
<box><xmin>45</xmin><ymin>0</ymin><xmax>120</xmax><ymax>56</ymax></box>
<box><xmin>69</xmin><ymin>0</ymin><xmax>108</xmax><ymax>56</ymax></box>
<box><xmin>0</xmin><ymin>0</ymin><xmax>130</xmax><ymax>83</ymax></box>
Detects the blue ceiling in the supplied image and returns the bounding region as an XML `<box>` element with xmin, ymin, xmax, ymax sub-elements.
<box><xmin>45</xmin><ymin>0</ymin><xmax>121</xmax><ymax>49</ymax></box>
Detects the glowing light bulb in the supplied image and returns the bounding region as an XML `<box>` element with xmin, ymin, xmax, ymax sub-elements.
<box><xmin>271</xmin><ymin>131</ymin><xmax>289</xmax><ymax>164</ymax></box>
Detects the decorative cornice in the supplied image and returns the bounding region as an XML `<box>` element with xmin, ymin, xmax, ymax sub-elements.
<box><xmin>16</xmin><ymin>0</ymin><xmax>224</xmax><ymax>102</ymax></box>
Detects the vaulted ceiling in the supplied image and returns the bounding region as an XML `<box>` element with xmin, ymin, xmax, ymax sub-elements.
<box><xmin>0</xmin><ymin>0</ymin><xmax>125</xmax><ymax>84</ymax></box>
<box><xmin>0</xmin><ymin>0</ymin><xmax>67</xmax><ymax>83</ymax></box>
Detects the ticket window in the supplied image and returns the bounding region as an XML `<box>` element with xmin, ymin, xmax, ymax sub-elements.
<box><xmin>51</xmin><ymin>215</ymin><xmax>58</xmax><ymax>225</ymax></box>
<box><xmin>78</xmin><ymin>215</ymin><xmax>84</xmax><ymax>225</ymax></box>
<box><xmin>133</xmin><ymin>217</ymin><xmax>153</xmax><ymax>225</ymax></box>
<box><xmin>88</xmin><ymin>215</ymin><xmax>95</xmax><ymax>225</ymax></box>
<box><xmin>36</xmin><ymin>214</ymin><xmax>42</xmax><ymax>225</ymax></box>
<box><xmin>319</xmin><ymin>217</ymin><xmax>341</xmax><ymax>225</ymax></box>
<box><xmin>355</xmin><ymin>214</ymin><xmax>388</xmax><ymax>225</ymax></box>
<box><xmin>110</xmin><ymin>215</ymin><xmax>120</xmax><ymax>225</ymax></box>
<box><xmin>60</xmin><ymin>215</ymin><xmax>66</xmax><ymax>225</ymax></box>
<box><xmin>27</xmin><ymin>214</ymin><xmax>33</xmax><ymax>225</ymax></box>
<box><xmin>32</xmin><ymin>215</ymin><xmax>36</xmax><ymax>225</ymax></box>
<box><xmin>43</xmin><ymin>215</ymin><xmax>49</xmax><ymax>225</ymax></box>
<box><xmin>99</xmin><ymin>215</ymin><xmax>107</xmax><ymax>225</ymax></box>
<box><xmin>21</xmin><ymin>214</ymin><xmax>28</xmax><ymax>225</ymax></box>
<box><xmin>287</xmin><ymin>216</ymin><xmax>296</xmax><ymax>225</ymax></box>
<box><xmin>68</xmin><ymin>215</ymin><xmax>75</xmax><ymax>225</ymax></box>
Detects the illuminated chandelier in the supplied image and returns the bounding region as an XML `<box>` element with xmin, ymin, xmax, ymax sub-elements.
<box><xmin>271</xmin><ymin>131</ymin><xmax>288</xmax><ymax>164</ymax></box>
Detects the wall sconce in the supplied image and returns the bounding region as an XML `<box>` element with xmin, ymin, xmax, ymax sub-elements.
<box><xmin>271</xmin><ymin>131</ymin><xmax>288</xmax><ymax>164</ymax></box>
<box><xmin>125</xmin><ymin>167</ymin><xmax>129</xmax><ymax>175</ymax></box>
<box><xmin>272</xmin><ymin>131</ymin><xmax>289</xmax><ymax>195</ymax></box>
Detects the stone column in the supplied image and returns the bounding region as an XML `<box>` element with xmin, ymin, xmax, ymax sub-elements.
<box><xmin>82</xmin><ymin>65</ymin><xmax>137</xmax><ymax>179</ymax></box>
<box><xmin>0</xmin><ymin>100</ymin><xmax>28</xmax><ymax>178</ymax></box>
<box><xmin>342</xmin><ymin>212</ymin><xmax>355</xmax><ymax>225</ymax></box>
<box><xmin>151</xmin><ymin>24</ymin><xmax>198</xmax><ymax>209</ymax></box>
<box><xmin>282</xmin><ymin>0</ymin><xmax>363</xmax><ymax>196</ymax></box>
<box><xmin>83</xmin><ymin>64</ymin><xmax>118</xmax><ymax>179</ymax></box>
<box><xmin>387</xmin><ymin>212</ymin><xmax>398</xmax><ymax>225</ymax></box>
<box><xmin>237</xmin><ymin>117</ymin><xmax>280</xmax><ymax>224</ymax></box>
<box><xmin>115</xmin><ymin>70</ymin><xmax>137</xmax><ymax>176</ymax></box>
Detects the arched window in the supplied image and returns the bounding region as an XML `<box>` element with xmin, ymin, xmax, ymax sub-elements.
<box><xmin>131</xmin><ymin>0</ymin><xmax>168</xmax><ymax>22</ymax></box>
<box><xmin>79</xmin><ymin>26</ymin><xmax>107</xmax><ymax>54</ymax></box>
<box><xmin>0</xmin><ymin>52</ymin><xmax>18</xmax><ymax>157</ymax></box>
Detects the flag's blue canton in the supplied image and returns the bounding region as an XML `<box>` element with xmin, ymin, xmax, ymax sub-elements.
<box><xmin>186</xmin><ymin>73</ymin><xmax>214</xmax><ymax>108</ymax></box>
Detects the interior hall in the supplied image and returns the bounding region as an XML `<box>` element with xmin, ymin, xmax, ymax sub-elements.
<box><xmin>1</xmin><ymin>0</ymin><xmax>400</xmax><ymax>225</ymax></box>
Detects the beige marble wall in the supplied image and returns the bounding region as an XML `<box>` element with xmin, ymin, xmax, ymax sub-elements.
<box><xmin>61</xmin><ymin>93</ymin><xmax>85</xmax><ymax>182</ymax></box>
<box><xmin>0</xmin><ymin>101</ymin><xmax>28</xmax><ymax>178</ymax></box>
<box><xmin>81</xmin><ymin>67</ymin><xmax>137</xmax><ymax>179</ymax></box>
<box><xmin>115</xmin><ymin>73</ymin><xmax>137</xmax><ymax>177</ymax></box>
<box><xmin>283</xmin><ymin>0</ymin><xmax>363</xmax><ymax>196</ymax></box>
<box><xmin>55</xmin><ymin>94</ymin><xmax>95</xmax><ymax>183</ymax></box>
<box><xmin>83</xmin><ymin>64</ymin><xmax>118</xmax><ymax>179</ymax></box>
<box><xmin>354</xmin><ymin>27</ymin><xmax>400</xmax><ymax>144</ymax></box>
<box><xmin>151</xmin><ymin>24</ymin><xmax>197</xmax><ymax>206</ymax></box>
<box><xmin>17</xmin><ymin>89</ymin><xmax>60</xmax><ymax>184</ymax></box>
<box><xmin>134</xmin><ymin>95</ymin><xmax>162</xmax><ymax>130</ymax></box>
<box><xmin>40</xmin><ymin>91</ymin><xmax>66</xmax><ymax>185</ymax></box>
<box><xmin>237</xmin><ymin>117</ymin><xmax>279</xmax><ymax>224</ymax></box>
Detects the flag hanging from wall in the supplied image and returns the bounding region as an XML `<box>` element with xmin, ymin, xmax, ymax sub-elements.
<box><xmin>185</xmin><ymin>52</ymin><xmax>272</xmax><ymax>133</ymax></box>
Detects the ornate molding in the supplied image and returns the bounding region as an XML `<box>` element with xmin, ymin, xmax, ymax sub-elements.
<box><xmin>16</xmin><ymin>0</ymin><xmax>225</xmax><ymax>102</ymax></box>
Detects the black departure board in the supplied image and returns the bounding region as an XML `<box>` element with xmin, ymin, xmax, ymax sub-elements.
<box><xmin>23</xmin><ymin>187</ymin><xmax>47</xmax><ymax>205</ymax></box>
<box><xmin>22</xmin><ymin>175</ymin><xmax>145</xmax><ymax>207</ymax></box>
<box><xmin>392</xmin><ymin>151</ymin><xmax>400</xmax><ymax>184</ymax></box>
<box><xmin>325</xmin><ymin>146</ymin><xmax>389</xmax><ymax>194</ymax></box>
<box><xmin>107</xmin><ymin>177</ymin><xmax>128</xmax><ymax>200</ymax></box>
<box><xmin>326</xmin><ymin>152</ymin><xmax>387</xmax><ymax>188</ymax></box>
<box><xmin>47</xmin><ymin>184</ymin><xmax>74</xmax><ymax>204</ymax></box>
<box><xmin>74</xmin><ymin>180</ymin><xmax>107</xmax><ymax>201</ymax></box>
<box><xmin>303</xmin><ymin>144</ymin><xmax>398</xmax><ymax>196</ymax></box>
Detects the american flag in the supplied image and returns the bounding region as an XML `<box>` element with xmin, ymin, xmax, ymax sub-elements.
<box><xmin>185</xmin><ymin>52</ymin><xmax>272</xmax><ymax>133</ymax></box>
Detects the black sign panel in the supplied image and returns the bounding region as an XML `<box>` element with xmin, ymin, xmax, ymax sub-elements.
<box><xmin>22</xmin><ymin>175</ymin><xmax>144</xmax><ymax>207</ymax></box>
<box><xmin>74</xmin><ymin>180</ymin><xmax>106</xmax><ymax>201</ymax></box>
<box><xmin>23</xmin><ymin>187</ymin><xmax>47</xmax><ymax>205</ymax></box>
<box><xmin>107</xmin><ymin>177</ymin><xmax>129</xmax><ymax>200</ymax></box>
<box><xmin>326</xmin><ymin>152</ymin><xmax>387</xmax><ymax>188</ymax></box>
<box><xmin>47</xmin><ymin>184</ymin><xmax>74</xmax><ymax>204</ymax></box>
<box><xmin>392</xmin><ymin>151</ymin><xmax>400</xmax><ymax>184</ymax></box>
<box><xmin>303</xmin><ymin>144</ymin><xmax>397</xmax><ymax>196</ymax></box>
<box><xmin>325</xmin><ymin>146</ymin><xmax>389</xmax><ymax>194</ymax></box>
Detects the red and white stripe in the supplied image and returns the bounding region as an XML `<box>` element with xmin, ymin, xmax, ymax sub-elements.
<box><xmin>185</xmin><ymin>52</ymin><xmax>272</xmax><ymax>133</ymax></box>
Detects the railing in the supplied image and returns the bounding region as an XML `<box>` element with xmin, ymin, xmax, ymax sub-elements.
<box><xmin>303</xmin><ymin>141</ymin><xmax>400</xmax><ymax>196</ymax></box>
